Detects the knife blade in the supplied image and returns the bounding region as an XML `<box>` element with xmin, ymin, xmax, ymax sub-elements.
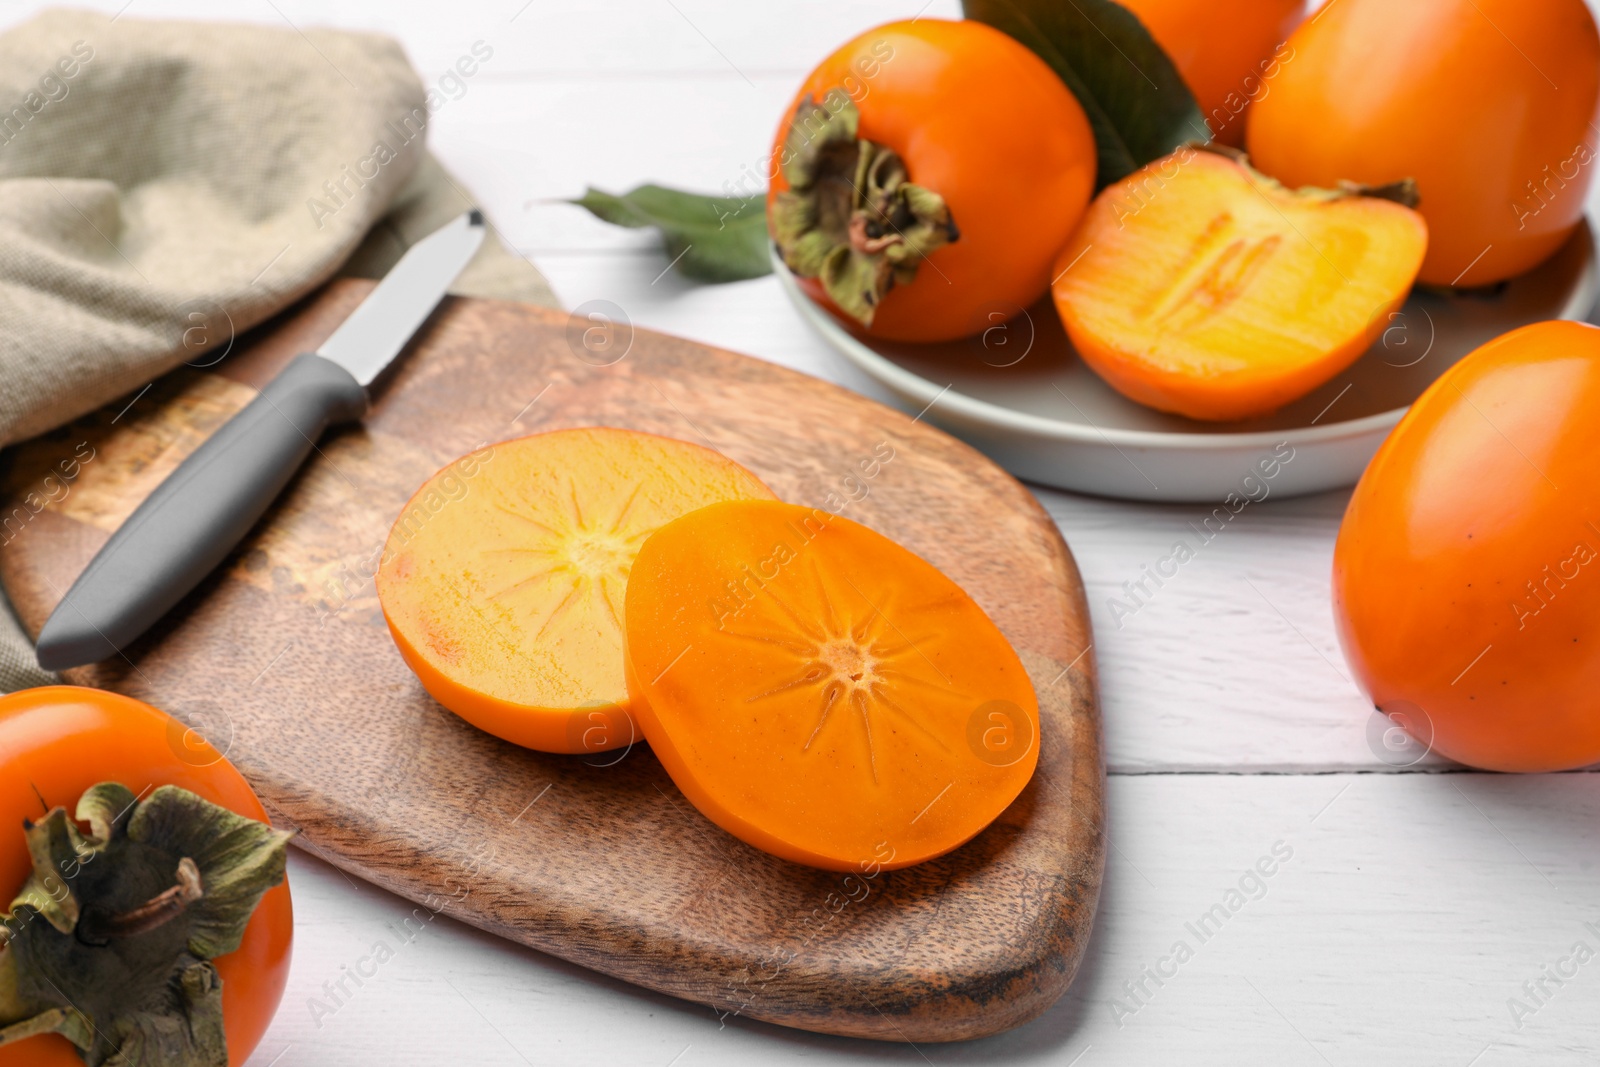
<box><xmin>34</xmin><ymin>210</ymin><xmax>487</xmax><ymax>671</ymax></box>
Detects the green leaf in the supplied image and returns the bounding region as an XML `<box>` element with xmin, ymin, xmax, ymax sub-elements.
<box><xmin>963</xmin><ymin>0</ymin><xmax>1210</xmax><ymax>190</ymax></box>
<box><xmin>568</xmin><ymin>184</ymin><xmax>772</xmax><ymax>283</ymax></box>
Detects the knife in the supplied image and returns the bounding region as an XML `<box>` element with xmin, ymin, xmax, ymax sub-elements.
<box><xmin>35</xmin><ymin>210</ymin><xmax>487</xmax><ymax>671</ymax></box>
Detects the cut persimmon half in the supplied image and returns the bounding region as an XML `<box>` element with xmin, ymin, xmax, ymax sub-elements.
<box><xmin>1052</xmin><ymin>146</ymin><xmax>1428</xmax><ymax>421</ymax></box>
<box><xmin>624</xmin><ymin>500</ymin><xmax>1039</xmax><ymax>872</ymax></box>
<box><xmin>376</xmin><ymin>428</ymin><xmax>775</xmax><ymax>754</ymax></box>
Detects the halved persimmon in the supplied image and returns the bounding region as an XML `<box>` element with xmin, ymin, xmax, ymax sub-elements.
<box><xmin>1052</xmin><ymin>147</ymin><xmax>1427</xmax><ymax>421</ymax></box>
<box><xmin>624</xmin><ymin>500</ymin><xmax>1039</xmax><ymax>872</ymax></box>
<box><xmin>377</xmin><ymin>428</ymin><xmax>774</xmax><ymax>754</ymax></box>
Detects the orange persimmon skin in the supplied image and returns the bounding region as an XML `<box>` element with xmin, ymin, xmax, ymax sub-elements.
<box><xmin>377</xmin><ymin>428</ymin><xmax>775</xmax><ymax>754</ymax></box>
<box><xmin>1119</xmin><ymin>0</ymin><xmax>1304</xmax><ymax>145</ymax></box>
<box><xmin>1247</xmin><ymin>0</ymin><xmax>1600</xmax><ymax>287</ymax></box>
<box><xmin>625</xmin><ymin>500</ymin><xmax>1039</xmax><ymax>872</ymax></box>
<box><xmin>768</xmin><ymin>18</ymin><xmax>1095</xmax><ymax>342</ymax></box>
<box><xmin>1334</xmin><ymin>321</ymin><xmax>1600</xmax><ymax>772</ymax></box>
<box><xmin>1052</xmin><ymin>149</ymin><xmax>1427</xmax><ymax>421</ymax></box>
<box><xmin>0</xmin><ymin>686</ymin><xmax>292</xmax><ymax>1067</ymax></box>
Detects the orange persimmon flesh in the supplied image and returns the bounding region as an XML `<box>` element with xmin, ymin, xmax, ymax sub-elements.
<box><xmin>377</xmin><ymin>428</ymin><xmax>775</xmax><ymax>754</ymax></box>
<box><xmin>624</xmin><ymin>500</ymin><xmax>1039</xmax><ymax>872</ymax></box>
<box><xmin>1052</xmin><ymin>148</ymin><xmax>1428</xmax><ymax>421</ymax></box>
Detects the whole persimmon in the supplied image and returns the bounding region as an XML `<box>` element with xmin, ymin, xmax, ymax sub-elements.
<box><xmin>768</xmin><ymin>19</ymin><xmax>1095</xmax><ymax>342</ymax></box>
<box><xmin>1333</xmin><ymin>320</ymin><xmax>1600</xmax><ymax>772</ymax></box>
<box><xmin>1118</xmin><ymin>0</ymin><xmax>1304</xmax><ymax>145</ymax></box>
<box><xmin>1247</xmin><ymin>0</ymin><xmax>1600</xmax><ymax>287</ymax></box>
<box><xmin>0</xmin><ymin>686</ymin><xmax>292</xmax><ymax>1067</ymax></box>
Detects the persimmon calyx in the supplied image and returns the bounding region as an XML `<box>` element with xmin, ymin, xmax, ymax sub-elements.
<box><xmin>771</xmin><ymin>96</ymin><xmax>958</xmax><ymax>326</ymax></box>
<box><xmin>0</xmin><ymin>782</ymin><xmax>292</xmax><ymax>1067</ymax></box>
<box><xmin>1195</xmin><ymin>142</ymin><xmax>1421</xmax><ymax>209</ymax></box>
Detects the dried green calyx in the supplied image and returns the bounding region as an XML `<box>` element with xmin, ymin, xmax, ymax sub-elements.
<box><xmin>769</xmin><ymin>95</ymin><xmax>959</xmax><ymax>326</ymax></box>
<box><xmin>0</xmin><ymin>783</ymin><xmax>292</xmax><ymax>1067</ymax></box>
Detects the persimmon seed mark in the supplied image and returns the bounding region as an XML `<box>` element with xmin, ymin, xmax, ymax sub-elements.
<box><xmin>729</xmin><ymin>584</ymin><xmax>965</xmax><ymax>780</ymax></box>
<box><xmin>483</xmin><ymin>479</ymin><xmax>656</xmax><ymax>642</ymax></box>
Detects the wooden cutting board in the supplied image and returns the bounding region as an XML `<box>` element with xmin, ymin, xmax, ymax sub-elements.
<box><xmin>0</xmin><ymin>281</ymin><xmax>1104</xmax><ymax>1043</ymax></box>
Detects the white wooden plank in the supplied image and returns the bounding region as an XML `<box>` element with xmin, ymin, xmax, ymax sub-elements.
<box><xmin>434</xmin><ymin>79</ymin><xmax>797</xmax><ymax>254</ymax></box>
<box><xmin>1041</xmin><ymin>484</ymin><xmax>1398</xmax><ymax>773</ymax></box>
<box><xmin>0</xmin><ymin>1</ymin><xmax>965</xmax><ymax>80</ymax></box>
<box><xmin>246</xmin><ymin>772</ymin><xmax>1600</xmax><ymax>1065</ymax></box>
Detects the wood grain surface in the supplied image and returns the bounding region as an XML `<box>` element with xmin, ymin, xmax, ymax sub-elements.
<box><xmin>0</xmin><ymin>280</ymin><xmax>1103</xmax><ymax>1043</ymax></box>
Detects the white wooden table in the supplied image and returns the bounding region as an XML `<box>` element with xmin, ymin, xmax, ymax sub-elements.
<box><xmin>11</xmin><ymin>1</ymin><xmax>1600</xmax><ymax>1062</ymax></box>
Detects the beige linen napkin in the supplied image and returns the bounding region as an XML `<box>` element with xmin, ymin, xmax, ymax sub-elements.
<box><xmin>0</xmin><ymin>9</ymin><xmax>557</xmax><ymax>690</ymax></box>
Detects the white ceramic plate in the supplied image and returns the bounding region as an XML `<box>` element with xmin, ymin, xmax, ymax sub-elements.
<box><xmin>777</xmin><ymin>222</ymin><xmax>1600</xmax><ymax>502</ymax></box>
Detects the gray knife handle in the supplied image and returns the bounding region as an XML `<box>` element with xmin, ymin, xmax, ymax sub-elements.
<box><xmin>35</xmin><ymin>354</ymin><xmax>368</xmax><ymax>670</ymax></box>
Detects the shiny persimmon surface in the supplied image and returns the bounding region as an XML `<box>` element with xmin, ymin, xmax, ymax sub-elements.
<box><xmin>768</xmin><ymin>18</ymin><xmax>1095</xmax><ymax>341</ymax></box>
<box><xmin>1248</xmin><ymin>0</ymin><xmax>1600</xmax><ymax>286</ymax></box>
<box><xmin>1334</xmin><ymin>321</ymin><xmax>1600</xmax><ymax>771</ymax></box>
<box><xmin>0</xmin><ymin>686</ymin><xmax>292</xmax><ymax>1067</ymax></box>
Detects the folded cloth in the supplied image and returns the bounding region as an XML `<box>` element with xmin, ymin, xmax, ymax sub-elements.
<box><xmin>0</xmin><ymin>9</ymin><xmax>558</xmax><ymax>692</ymax></box>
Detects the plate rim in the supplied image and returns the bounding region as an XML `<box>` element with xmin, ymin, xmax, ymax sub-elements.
<box><xmin>774</xmin><ymin>225</ymin><xmax>1599</xmax><ymax>453</ymax></box>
